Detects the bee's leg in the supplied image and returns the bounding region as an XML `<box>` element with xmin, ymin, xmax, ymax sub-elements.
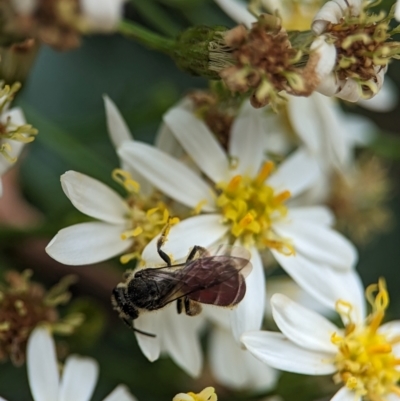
<box><xmin>176</xmin><ymin>298</ymin><xmax>183</xmax><ymax>314</ymax></box>
<box><xmin>184</xmin><ymin>297</ymin><xmax>202</xmax><ymax>316</ymax></box>
<box><xmin>186</xmin><ymin>245</ymin><xmax>208</xmax><ymax>263</ymax></box>
<box><xmin>157</xmin><ymin>223</ymin><xmax>172</xmax><ymax>266</ymax></box>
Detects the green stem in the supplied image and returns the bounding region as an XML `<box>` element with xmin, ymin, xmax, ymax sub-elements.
<box><xmin>118</xmin><ymin>20</ymin><xmax>176</xmax><ymax>54</ymax></box>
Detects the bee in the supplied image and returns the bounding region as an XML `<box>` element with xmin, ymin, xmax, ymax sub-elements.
<box><xmin>111</xmin><ymin>226</ymin><xmax>252</xmax><ymax>337</ymax></box>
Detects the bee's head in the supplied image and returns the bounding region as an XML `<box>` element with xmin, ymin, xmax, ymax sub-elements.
<box><xmin>111</xmin><ymin>285</ymin><xmax>139</xmax><ymax>320</ymax></box>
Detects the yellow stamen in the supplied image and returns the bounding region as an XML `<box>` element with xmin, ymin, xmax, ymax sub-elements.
<box><xmin>193</xmin><ymin>200</ymin><xmax>208</xmax><ymax>215</ymax></box>
<box><xmin>227</xmin><ymin>175</ymin><xmax>242</xmax><ymax>193</ymax></box>
<box><xmin>112</xmin><ymin>169</ymin><xmax>140</xmax><ymax>193</ymax></box>
<box><xmin>332</xmin><ymin>279</ymin><xmax>399</xmax><ymax>400</ymax></box>
<box><xmin>215</xmin><ymin>161</ymin><xmax>291</xmax><ymax>251</ymax></box>
<box><xmin>255</xmin><ymin>161</ymin><xmax>274</xmax><ymax>186</ymax></box>
<box><xmin>274</xmin><ymin>190</ymin><xmax>291</xmax><ymax>203</ymax></box>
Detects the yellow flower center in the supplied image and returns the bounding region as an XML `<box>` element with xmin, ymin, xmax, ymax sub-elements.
<box><xmin>332</xmin><ymin>279</ymin><xmax>400</xmax><ymax>400</ymax></box>
<box><xmin>215</xmin><ymin>161</ymin><xmax>294</xmax><ymax>254</ymax></box>
<box><xmin>112</xmin><ymin>169</ymin><xmax>178</xmax><ymax>264</ymax></box>
<box><xmin>173</xmin><ymin>387</ymin><xmax>217</xmax><ymax>401</ymax></box>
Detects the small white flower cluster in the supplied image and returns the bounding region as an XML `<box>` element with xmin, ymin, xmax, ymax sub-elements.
<box><xmin>1</xmin><ymin>0</ymin><xmax>396</xmax><ymax>398</ymax></box>
<box><xmin>44</xmin><ymin>73</ymin><xmax>394</xmax><ymax>397</ymax></box>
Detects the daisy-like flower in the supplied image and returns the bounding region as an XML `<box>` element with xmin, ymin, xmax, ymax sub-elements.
<box><xmin>118</xmin><ymin>100</ymin><xmax>358</xmax><ymax>340</ymax></box>
<box><xmin>45</xmin><ymin>169</ymin><xmax>177</xmax><ymax>265</ymax></box>
<box><xmin>121</xmin><ymin>219</ymin><xmax>232</xmax><ymax>378</ymax></box>
<box><xmin>312</xmin><ymin>0</ymin><xmax>400</xmax><ymax>102</ymax></box>
<box><xmin>1</xmin><ymin>326</ymin><xmax>136</xmax><ymax>401</ymax></box>
<box><xmin>173</xmin><ymin>387</ymin><xmax>217</xmax><ymax>401</ymax></box>
<box><xmin>242</xmin><ymin>278</ymin><xmax>400</xmax><ymax>401</ymax></box>
<box><xmin>0</xmin><ymin>83</ymin><xmax>37</xmax><ymax>197</ymax></box>
<box><xmin>204</xmin><ymin>305</ymin><xmax>279</xmax><ymax>390</ymax></box>
<box><xmin>213</xmin><ymin>0</ymin><xmax>399</xmax><ymax>108</ymax></box>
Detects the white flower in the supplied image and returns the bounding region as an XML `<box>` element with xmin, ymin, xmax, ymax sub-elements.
<box><xmin>1</xmin><ymin>327</ymin><xmax>136</xmax><ymax>401</ymax></box>
<box><xmin>46</xmin><ymin>170</ymin><xmax>135</xmax><ymax>265</ymax></box>
<box><xmin>80</xmin><ymin>0</ymin><xmax>126</xmax><ymax>32</ymax></box>
<box><xmin>118</xmin><ymin>100</ymin><xmax>358</xmax><ymax>340</ymax></box>
<box><xmin>242</xmin><ymin>278</ymin><xmax>400</xmax><ymax>401</ymax></box>
<box><xmin>115</xmin><ymin>216</ymin><xmax>230</xmax><ymax>378</ymax></box>
<box><xmin>0</xmin><ymin>108</ymin><xmax>28</xmax><ymax>197</ymax></box>
<box><xmin>312</xmin><ymin>0</ymin><xmax>392</xmax><ymax>102</ymax></box>
<box><xmin>205</xmin><ymin>306</ymin><xmax>279</xmax><ymax>391</ymax></box>
<box><xmin>286</xmin><ymin>92</ymin><xmax>376</xmax><ymax>173</ymax></box>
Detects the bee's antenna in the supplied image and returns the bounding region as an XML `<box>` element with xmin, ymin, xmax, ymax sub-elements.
<box><xmin>133</xmin><ymin>327</ymin><xmax>156</xmax><ymax>338</ymax></box>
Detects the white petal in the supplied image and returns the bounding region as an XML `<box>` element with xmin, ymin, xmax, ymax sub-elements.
<box><xmin>271</xmin><ymin>294</ymin><xmax>338</xmax><ymax>353</ymax></box>
<box><xmin>241</xmin><ymin>331</ymin><xmax>336</xmax><ymax>375</ymax></box>
<box><xmin>231</xmin><ymin>247</ymin><xmax>265</xmax><ymax>341</ymax></box>
<box><xmin>335</xmin><ymin>78</ymin><xmax>362</xmax><ymax>102</ymax></box>
<box><xmin>80</xmin><ymin>0</ymin><xmax>125</xmax><ymax>32</ymax></box>
<box><xmin>103</xmin><ymin>95</ymin><xmax>132</xmax><ymax>149</ymax></box>
<box><xmin>343</xmin><ymin>114</ymin><xmax>376</xmax><ymax>147</ymax></box>
<box><xmin>118</xmin><ymin>142</ymin><xmax>216</xmax><ymax>211</ymax></box>
<box><xmin>61</xmin><ymin>171</ymin><xmax>129</xmax><ymax>224</ymax></box>
<box><xmin>27</xmin><ymin>328</ymin><xmax>59</xmax><ymax>401</ymax></box>
<box><xmin>271</xmin><ymin>250</ymin><xmax>366</xmax><ymax>322</ymax></box>
<box><xmin>213</xmin><ymin>0</ymin><xmax>256</xmax><ymax>27</ymax></box>
<box><xmin>266</xmin><ymin>276</ymin><xmax>335</xmax><ymax>319</ymax></box>
<box><xmin>379</xmin><ymin>321</ymin><xmax>400</xmax><ymax>346</ymax></box>
<box><xmin>396</xmin><ymin>0</ymin><xmax>400</xmax><ymax>21</ymax></box>
<box><xmin>2</xmin><ymin>107</ymin><xmax>26</xmax><ymax>125</ymax></box>
<box><xmin>102</xmin><ymin>385</ymin><xmax>137</xmax><ymax>401</ymax></box>
<box><xmin>311</xmin><ymin>36</ymin><xmax>337</xmax><ymax>81</ymax></box>
<box><xmin>288</xmin><ymin>206</ymin><xmax>335</xmax><ymax>226</ymax></box>
<box><xmin>134</xmin><ymin>312</ymin><xmax>161</xmax><ymax>362</ymax></box>
<box><xmin>229</xmin><ymin>102</ymin><xmax>268</xmax><ymax>177</ymax></box>
<box><xmin>267</xmin><ymin>149</ymin><xmax>320</xmax><ymax>198</ymax></box>
<box><xmin>288</xmin><ymin>93</ymin><xmax>350</xmax><ymax>169</ymax></box>
<box><xmin>141</xmin><ymin>214</ymin><xmax>228</xmax><ymax>265</ymax></box>
<box><xmin>316</xmin><ymin>73</ymin><xmax>340</xmax><ymax>97</ymax></box>
<box><xmin>312</xmin><ymin>0</ymin><xmax>361</xmax><ymax>34</ymax></box>
<box><xmin>59</xmin><ymin>356</ymin><xmax>99</xmax><ymax>401</ymax></box>
<box><xmin>46</xmin><ymin>222</ymin><xmax>132</xmax><ymax>265</ymax></box>
<box><xmin>287</xmin><ymin>96</ymin><xmax>323</xmax><ymax>155</ymax></box>
<box><xmin>274</xmin><ymin>219</ymin><xmax>358</xmax><ymax>270</ymax></box>
<box><xmin>387</xmin><ymin>393</ymin><xmax>400</xmax><ymax>401</ymax></box>
<box><xmin>202</xmin><ymin>305</ymin><xmax>231</xmax><ymax>330</ymax></box>
<box><xmin>0</xmin><ymin>136</ymin><xmax>24</xmax><ymax>176</ymax></box>
<box><xmin>209</xmin><ymin>326</ymin><xmax>279</xmax><ymax>390</ymax></box>
<box><xmin>164</xmin><ymin>107</ymin><xmax>229</xmax><ymax>183</ymax></box>
<box><xmin>331</xmin><ymin>387</ymin><xmax>360</xmax><ymax>401</ymax></box>
<box><xmin>160</xmin><ymin>305</ymin><xmax>204</xmax><ymax>377</ymax></box>
<box><xmin>155</xmin><ymin>123</ymin><xmax>185</xmax><ymax>159</ymax></box>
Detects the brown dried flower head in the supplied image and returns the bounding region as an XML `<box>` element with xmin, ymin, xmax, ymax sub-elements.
<box><xmin>327</xmin><ymin>155</ymin><xmax>393</xmax><ymax>245</ymax></box>
<box><xmin>314</xmin><ymin>0</ymin><xmax>400</xmax><ymax>100</ymax></box>
<box><xmin>0</xmin><ymin>270</ymin><xmax>82</xmax><ymax>366</ymax></box>
<box><xmin>8</xmin><ymin>0</ymin><xmax>86</xmax><ymax>50</ymax></box>
<box><xmin>210</xmin><ymin>14</ymin><xmax>331</xmax><ymax>108</ymax></box>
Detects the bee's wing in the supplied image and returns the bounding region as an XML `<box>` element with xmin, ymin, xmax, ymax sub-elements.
<box><xmin>183</xmin><ymin>254</ymin><xmax>250</xmax><ymax>306</ymax></box>
<box><xmin>156</xmin><ymin>252</ymin><xmax>252</xmax><ymax>307</ymax></box>
<box><xmin>201</xmin><ymin>244</ymin><xmax>253</xmax><ymax>278</ymax></box>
